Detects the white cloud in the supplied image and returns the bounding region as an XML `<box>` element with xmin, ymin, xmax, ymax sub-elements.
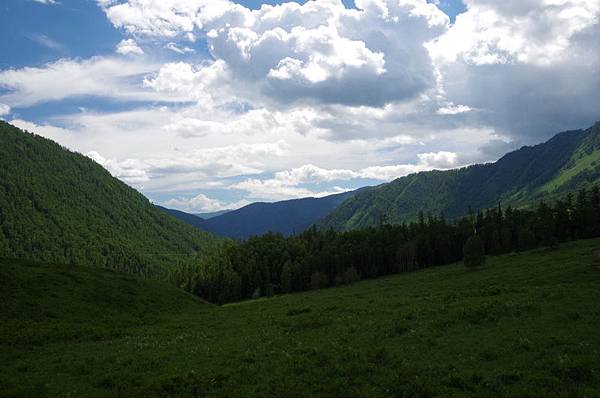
<box><xmin>273</xmin><ymin>164</ymin><xmax>359</xmax><ymax>186</ymax></box>
<box><xmin>0</xmin><ymin>57</ymin><xmax>168</xmax><ymax>107</ymax></box>
<box><xmin>100</xmin><ymin>0</ymin><xmax>449</xmax><ymax>107</ymax></box>
<box><xmin>5</xmin><ymin>0</ymin><xmax>600</xmax><ymax>209</ymax></box>
<box><xmin>142</xmin><ymin>60</ymin><xmax>229</xmax><ymax>106</ymax></box>
<box><xmin>231</xmin><ymin>178</ymin><xmax>350</xmax><ymax>202</ymax></box>
<box><xmin>9</xmin><ymin>119</ymin><xmax>73</xmax><ymax>143</ymax></box>
<box><xmin>164</xmin><ymin>193</ymin><xmax>249</xmax><ymax>212</ymax></box>
<box><xmin>429</xmin><ymin>0</ymin><xmax>600</xmax><ymax>138</ymax></box>
<box><xmin>428</xmin><ymin>0</ymin><xmax>600</xmax><ymax>66</ymax></box>
<box><xmin>417</xmin><ymin>151</ymin><xmax>458</xmax><ymax>168</ymax></box>
<box><xmin>32</xmin><ymin>0</ymin><xmax>58</xmax><ymax>4</ymax></box>
<box><xmin>231</xmin><ymin>153</ymin><xmax>461</xmax><ymax>201</ymax></box>
<box><xmin>436</xmin><ymin>103</ymin><xmax>472</xmax><ymax>115</ymax></box>
<box><xmin>86</xmin><ymin>151</ymin><xmax>150</xmax><ymax>184</ymax></box>
<box><xmin>116</xmin><ymin>38</ymin><xmax>145</xmax><ymax>55</ymax></box>
<box><xmin>30</xmin><ymin>34</ymin><xmax>64</xmax><ymax>51</ymax></box>
<box><xmin>0</xmin><ymin>104</ymin><xmax>10</xmax><ymax>117</ymax></box>
<box><xmin>164</xmin><ymin>42</ymin><xmax>195</xmax><ymax>54</ymax></box>
<box><xmin>270</xmin><ymin>163</ymin><xmax>435</xmax><ymax>186</ymax></box>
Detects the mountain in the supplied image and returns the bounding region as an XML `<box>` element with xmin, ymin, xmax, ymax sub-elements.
<box><xmin>0</xmin><ymin>121</ymin><xmax>221</xmax><ymax>277</ymax></box>
<box><xmin>175</xmin><ymin>191</ymin><xmax>357</xmax><ymax>240</ymax></box>
<box><xmin>195</xmin><ymin>210</ymin><xmax>231</xmax><ymax>219</ymax></box>
<box><xmin>320</xmin><ymin>122</ymin><xmax>600</xmax><ymax>231</ymax></box>
<box><xmin>157</xmin><ymin>205</ymin><xmax>207</xmax><ymax>230</ymax></box>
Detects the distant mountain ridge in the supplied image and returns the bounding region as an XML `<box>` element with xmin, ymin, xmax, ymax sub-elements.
<box><xmin>195</xmin><ymin>210</ymin><xmax>231</xmax><ymax>219</ymax></box>
<box><xmin>157</xmin><ymin>206</ymin><xmax>206</xmax><ymax>230</ymax></box>
<box><xmin>0</xmin><ymin>121</ymin><xmax>221</xmax><ymax>277</ymax></box>
<box><xmin>319</xmin><ymin>122</ymin><xmax>600</xmax><ymax>231</ymax></box>
<box><xmin>160</xmin><ymin>191</ymin><xmax>357</xmax><ymax>240</ymax></box>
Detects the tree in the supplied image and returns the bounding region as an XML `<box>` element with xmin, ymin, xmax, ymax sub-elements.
<box><xmin>343</xmin><ymin>267</ymin><xmax>360</xmax><ymax>284</ymax></box>
<box><xmin>280</xmin><ymin>261</ymin><xmax>293</xmax><ymax>293</ymax></box>
<box><xmin>463</xmin><ymin>235</ymin><xmax>486</xmax><ymax>268</ymax></box>
<box><xmin>310</xmin><ymin>271</ymin><xmax>328</xmax><ymax>290</ymax></box>
<box><xmin>518</xmin><ymin>228</ymin><xmax>536</xmax><ymax>251</ymax></box>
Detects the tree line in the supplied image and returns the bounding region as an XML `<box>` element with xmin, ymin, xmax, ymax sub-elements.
<box><xmin>169</xmin><ymin>186</ymin><xmax>600</xmax><ymax>305</ymax></box>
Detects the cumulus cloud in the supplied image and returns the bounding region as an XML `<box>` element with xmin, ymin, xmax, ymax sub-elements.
<box><xmin>100</xmin><ymin>0</ymin><xmax>449</xmax><ymax>107</ymax></box>
<box><xmin>231</xmin><ymin>178</ymin><xmax>350</xmax><ymax>202</ymax></box>
<box><xmin>142</xmin><ymin>60</ymin><xmax>230</xmax><ymax>107</ymax></box>
<box><xmin>231</xmin><ymin>152</ymin><xmax>461</xmax><ymax>201</ymax></box>
<box><xmin>5</xmin><ymin>0</ymin><xmax>600</xmax><ymax>207</ymax></box>
<box><xmin>86</xmin><ymin>151</ymin><xmax>150</xmax><ymax>184</ymax></box>
<box><xmin>428</xmin><ymin>0</ymin><xmax>600</xmax><ymax>65</ymax></box>
<box><xmin>429</xmin><ymin>0</ymin><xmax>600</xmax><ymax>139</ymax></box>
<box><xmin>270</xmin><ymin>161</ymin><xmax>452</xmax><ymax>186</ymax></box>
<box><xmin>436</xmin><ymin>103</ymin><xmax>472</xmax><ymax>115</ymax></box>
<box><xmin>116</xmin><ymin>38</ymin><xmax>145</xmax><ymax>55</ymax></box>
<box><xmin>0</xmin><ymin>104</ymin><xmax>10</xmax><ymax>117</ymax></box>
<box><xmin>165</xmin><ymin>193</ymin><xmax>249</xmax><ymax>212</ymax></box>
<box><xmin>71</xmin><ymin>136</ymin><xmax>290</xmax><ymax>192</ymax></box>
<box><xmin>9</xmin><ymin>119</ymin><xmax>74</xmax><ymax>143</ymax></box>
<box><xmin>417</xmin><ymin>151</ymin><xmax>458</xmax><ymax>168</ymax></box>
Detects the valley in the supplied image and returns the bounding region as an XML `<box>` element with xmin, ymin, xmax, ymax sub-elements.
<box><xmin>2</xmin><ymin>239</ymin><xmax>600</xmax><ymax>396</ymax></box>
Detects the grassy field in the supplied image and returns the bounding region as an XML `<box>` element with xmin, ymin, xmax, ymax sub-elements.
<box><xmin>2</xmin><ymin>239</ymin><xmax>600</xmax><ymax>397</ymax></box>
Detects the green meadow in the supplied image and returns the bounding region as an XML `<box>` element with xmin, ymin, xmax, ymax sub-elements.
<box><xmin>2</xmin><ymin>239</ymin><xmax>600</xmax><ymax>397</ymax></box>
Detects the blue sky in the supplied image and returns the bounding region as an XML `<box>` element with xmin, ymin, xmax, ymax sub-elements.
<box><xmin>1</xmin><ymin>0</ymin><xmax>598</xmax><ymax>212</ymax></box>
<box><xmin>2</xmin><ymin>0</ymin><xmax>463</xmax><ymax>126</ymax></box>
<box><xmin>0</xmin><ymin>0</ymin><xmax>466</xmax><ymax>72</ymax></box>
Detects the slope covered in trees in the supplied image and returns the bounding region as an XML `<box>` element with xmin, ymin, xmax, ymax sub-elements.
<box><xmin>192</xmin><ymin>191</ymin><xmax>357</xmax><ymax>240</ymax></box>
<box><xmin>156</xmin><ymin>205</ymin><xmax>207</xmax><ymax>231</ymax></box>
<box><xmin>179</xmin><ymin>186</ymin><xmax>600</xmax><ymax>304</ymax></box>
<box><xmin>320</xmin><ymin>122</ymin><xmax>600</xmax><ymax>231</ymax></box>
<box><xmin>0</xmin><ymin>122</ymin><xmax>222</xmax><ymax>277</ymax></box>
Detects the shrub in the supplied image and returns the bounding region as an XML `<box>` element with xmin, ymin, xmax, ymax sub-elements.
<box><xmin>463</xmin><ymin>235</ymin><xmax>486</xmax><ymax>268</ymax></box>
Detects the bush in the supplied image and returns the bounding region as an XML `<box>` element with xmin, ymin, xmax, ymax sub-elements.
<box><xmin>463</xmin><ymin>235</ymin><xmax>486</xmax><ymax>268</ymax></box>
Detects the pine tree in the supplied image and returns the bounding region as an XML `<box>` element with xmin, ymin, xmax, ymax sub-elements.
<box><xmin>280</xmin><ymin>261</ymin><xmax>293</xmax><ymax>293</ymax></box>
<box><xmin>463</xmin><ymin>235</ymin><xmax>486</xmax><ymax>268</ymax></box>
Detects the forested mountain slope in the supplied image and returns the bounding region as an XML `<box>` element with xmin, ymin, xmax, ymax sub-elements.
<box><xmin>320</xmin><ymin>122</ymin><xmax>600</xmax><ymax>231</ymax></box>
<box><xmin>156</xmin><ymin>205</ymin><xmax>207</xmax><ymax>231</ymax></box>
<box><xmin>0</xmin><ymin>122</ymin><xmax>221</xmax><ymax>277</ymax></box>
<box><xmin>196</xmin><ymin>210</ymin><xmax>231</xmax><ymax>219</ymax></box>
<box><xmin>189</xmin><ymin>191</ymin><xmax>357</xmax><ymax>240</ymax></box>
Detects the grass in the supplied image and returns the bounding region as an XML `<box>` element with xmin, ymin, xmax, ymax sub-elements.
<box><xmin>541</xmin><ymin>150</ymin><xmax>600</xmax><ymax>193</ymax></box>
<box><xmin>2</xmin><ymin>239</ymin><xmax>600</xmax><ymax>397</ymax></box>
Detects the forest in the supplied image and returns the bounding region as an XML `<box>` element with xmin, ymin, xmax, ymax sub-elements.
<box><xmin>0</xmin><ymin>122</ymin><xmax>222</xmax><ymax>278</ymax></box>
<box><xmin>171</xmin><ymin>186</ymin><xmax>600</xmax><ymax>304</ymax></box>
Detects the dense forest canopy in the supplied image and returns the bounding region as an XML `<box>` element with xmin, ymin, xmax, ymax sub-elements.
<box><xmin>0</xmin><ymin>122</ymin><xmax>222</xmax><ymax>278</ymax></box>
<box><xmin>320</xmin><ymin>122</ymin><xmax>600</xmax><ymax>231</ymax></box>
<box><xmin>174</xmin><ymin>186</ymin><xmax>600</xmax><ymax>304</ymax></box>
<box><xmin>4</xmin><ymin>120</ymin><xmax>600</xmax><ymax>304</ymax></box>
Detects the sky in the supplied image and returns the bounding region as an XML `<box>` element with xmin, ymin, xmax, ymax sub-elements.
<box><xmin>1</xmin><ymin>0</ymin><xmax>599</xmax><ymax>213</ymax></box>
